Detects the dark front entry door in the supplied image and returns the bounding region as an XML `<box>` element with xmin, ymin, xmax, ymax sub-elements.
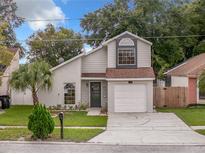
<box><xmin>90</xmin><ymin>82</ymin><xmax>101</xmax><ymax>107</ymax></box>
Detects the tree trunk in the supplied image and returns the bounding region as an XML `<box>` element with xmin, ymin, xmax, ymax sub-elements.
<box><xmin>32</xmin><ymin>88</ymin><xmax>39</xmax><ymax>105</ymax></box>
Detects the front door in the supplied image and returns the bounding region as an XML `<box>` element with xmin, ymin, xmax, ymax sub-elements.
<box><xmin>90</xmin><ymin>82</ymin><xmax>101</xmax><ymax>107</ymax></box>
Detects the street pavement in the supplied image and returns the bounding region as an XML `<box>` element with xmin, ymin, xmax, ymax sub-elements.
<box><xmin>1</xmin><ymin>141</ymin><xmax>205</xmax><ymax>153</ymax></box>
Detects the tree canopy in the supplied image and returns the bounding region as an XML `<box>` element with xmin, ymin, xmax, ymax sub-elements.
<box><xmin>0</xmin><ymin>0</ymin><xmax>23</xmax><ymax>46</ymax></box>
<box><xmin>27</xmin><ymin>24</ymin><xmax>83</xmax><ymax>67</ymax></box>
<box><xmin>81</xmin><ymin>0</ymin><xmax>205</xmax><ymax>78</ymax></box>
<box><xmin>10</xmin><ymin>61</ymin><xmax>52</xmax><ymax>105</ymax></box>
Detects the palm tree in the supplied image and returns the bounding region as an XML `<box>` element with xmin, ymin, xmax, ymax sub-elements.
<box><xmin>10</xmin><ymin>61</ymin><xmax>52</xmax><ymax>105</ymax></box>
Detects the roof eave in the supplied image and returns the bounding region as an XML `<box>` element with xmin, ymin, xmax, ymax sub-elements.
<box><xmin>102</xmin><ymin>31</ymin><xmax>153</xmax><ymax>46</ymax></box>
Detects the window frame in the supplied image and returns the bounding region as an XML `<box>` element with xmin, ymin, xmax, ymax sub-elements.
<box><xmin>64</xmin><ymin>83</ymin><xmax>75</xmax><ymax>104</ymax></box>
<box><xmin>117</xmin><ymin>47</ymin><xmax>136</xmax><ymax>66</ymax></box>
<box><xmin>199</xmin><ymin>89</ymin><xmax>205</xmax><ymax>99</ymax></box>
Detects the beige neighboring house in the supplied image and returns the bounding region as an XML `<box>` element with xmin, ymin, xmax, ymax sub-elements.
<box><xmin>0</xmin><ymin>48</ymin><xmax>20</xmax><ymax>96</ymax></box>
<box><xmin>0</xmin><ymin>48</ymin><xmax>32</xmax><ymax>105</ymax></box>
<box><xmin>12</xmin><ymin>31</ymin><xmax>155</xmax><ymax>113</ymax></box>
<box><xmin>165</xmin><ymin>53</ymin><xmax>205</xmax><ymax>104</ymax></box>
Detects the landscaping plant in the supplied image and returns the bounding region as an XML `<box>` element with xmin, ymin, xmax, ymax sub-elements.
<box><xmin>10</xmin><ymin>60</ymin><xmax>52</xmax><ymax>105</ymax></box>
<box><xmin>28</xmin><ymin>104</ymin><xmax>55</xmax><ymax>139</ymax></box>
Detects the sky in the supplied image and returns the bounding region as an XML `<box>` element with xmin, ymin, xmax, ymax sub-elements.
<box><xmin>14</xmin><ymin>0</ymin><xmax>113</xmax><ymax>63</ymax></box>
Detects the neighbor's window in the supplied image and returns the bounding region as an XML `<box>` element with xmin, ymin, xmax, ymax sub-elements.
<box><xmin>199</xmin><ymin>89</ymin><xmax>205</xmax><ymax>99</ymax></box>
<box><xmin>118</xmin><ymin>47</ymin><xmax>136</xmax><ymax>65</ymax></box>
<box><xmin>64</xmin><ymin>83</ymin><xmax>75</xmax><ymax>104</ymax></box>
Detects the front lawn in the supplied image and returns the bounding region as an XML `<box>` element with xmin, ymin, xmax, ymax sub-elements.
<box><xmin>195</xmin><ymin>129</ymin><xmax>205</xmax><ymax>136</ymax></box>
<box><xmin>0</xmin><ymin>128</ymin><xmax>104</xmax><ymax>142</ymax></box>
<box><xmin>0</xmin><ymin>105</ymin><xmax>32</xmax><ymax>126</ymax></box>
<box><xmin>54</xmin><ymin>111</ymin><xmax>107</xmax><ymax>127</ymax></box>
<box><xmin>157</xmin><ymin>108</ymin><xmax>205</xmax><ymax>126</ymax></box>
<box><xmin>0</xmin><ymin>105</ymin><xmax>107</xmax><ymax>127</ymax></box>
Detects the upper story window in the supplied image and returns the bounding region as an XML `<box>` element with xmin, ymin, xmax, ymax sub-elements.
<box><xmin>117</xmin><ymin>37</ymin><xmax>136</xmax><ymax>67</ymax></box>
<box><xmin>118</xmin><ymin>47</ymin><xmax>136</xmax><ymax>65</ymax></box>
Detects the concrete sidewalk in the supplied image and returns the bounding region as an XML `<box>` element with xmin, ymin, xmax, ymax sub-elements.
<box><xmin>89</xmin><ymin>113</ymin><xmax>205</xmax><ymax>145</ymax></box>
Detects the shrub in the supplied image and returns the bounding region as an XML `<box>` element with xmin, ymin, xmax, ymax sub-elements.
<box><xmin>78</xmin><ymin>103</ymin><xmax>88</xmax><ymax>111</ymax></box>
<box><xmin>28</xmin><ymin>104</ymin><xmax>55</xmax><ymax>139</ymax></box>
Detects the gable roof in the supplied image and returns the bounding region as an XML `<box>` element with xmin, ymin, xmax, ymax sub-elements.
<box><xmin>51</xmin><ymin>53</ymin><xmax>84</xmax><ymax>71</ymax></box>
<box><xmin>51</xmin><ymin>31</ymin><xmax>152</xmax><ymax>71</ymax></box>
<box><xmin>102</xmin><ymin>31</ymin><xmax>153</xmax><ymax>46</ymax></box>
<box><xmin>0</xmin><ymin>48</ymin><xmax>19</xmax><ymax>74</ymax></box>
<box><xmin>165</xmin><ymin>53</ymin><xmax>205</xmax><ymax>77</ymax></box>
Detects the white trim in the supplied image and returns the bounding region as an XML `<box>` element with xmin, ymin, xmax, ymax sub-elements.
<box><xmin>164</xmin><ymin>62</ymin><xmax>187</xmax><ymax>75</ymax></box>
<box><xmin>197</xmin><ymin>78</ymin><xmax>199</xmax><ymax>103</ymax></box>
<box><xmin>81</xmin><ymin>77</ymin><xmax>106</xmax><ymax>80</ymax></box>
<box><xmin>102</xmin><ymin>31</ymin><xmax>153</xmax><ymax>46</ymax></box>
<box><xmin>117</xmin><ymin>47</ymin><xmax>136</xmax><ymax>66</ymax></box>
<box><xmin>106</xmin><ymin>78</ymin><xmax>155</xmax><ymax>81</ymax></box>
<box><xmin>85</xmin><ymin>45</ymin><xmax>104</xmax><ymax>56</ymax></box>
<box><xmin>51</xmin><ymin>53</ymin><xmax>84</xmax><ymax>71</ymax></box>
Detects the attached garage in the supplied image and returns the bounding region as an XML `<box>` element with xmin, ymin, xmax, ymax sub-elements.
<box><xmin>114</xmin><ymin>84</ymin><xmax>147</xmax><ymax>112</ymax></box>
<box><xmin>107</xmin><ymin>80</ymin><xmax>154</xmax><ymax>113</ymax></box>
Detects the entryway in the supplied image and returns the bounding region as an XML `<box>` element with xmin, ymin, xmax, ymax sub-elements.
<box><xmin>90</xmin><ymin>82</ymin><xmax>101</xmax><ymax>107</ymax></box>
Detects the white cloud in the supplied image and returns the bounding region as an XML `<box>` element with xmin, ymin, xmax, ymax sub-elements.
<box><xmin>61</xmin><ymin>0</ymin><xmax>69</xmax><ymax>4</ymax></box>
<box><xmin>15</xmin><ymin>0</ymin><xmax>65</xmax><ymax>31</ymax></box>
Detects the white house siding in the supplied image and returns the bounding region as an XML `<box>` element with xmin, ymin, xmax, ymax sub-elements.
<box><xmin>11</xmin><ymin>89</ymin><xmax>33</xmax><ymax>105</ymax></box>
<box><xmin>81</xmin><ymin>80</ymin><xmax>89</xmax><ymax>105</ymax></box>
<box><xmin>107</xmin><ymin>39</ymin><xmax>151</xmax><ymax>68</ymax></box>
<box><xmin>0</xmin><ymin>51</ymin><xmax>19</xmax><ymax>96</ymax></box>
<box><xmin>171</xmin><ymin>76</ymin><xmax>188</xmax><ymax>87</ymax></box>
<box><xmin>38</xmin><ymin>58</ymin><xmax>82</xmax><ymax>106</ymax></box>
<box><xmin>137</xmin><ymin>39</ymin><xmax>151</xmax><ymax>67</ymax></box>
<box><xmin>107</xmin><ymin>80</ymin><xmax>153</xmax><ymax>113</ymax></box>
<box><xmin>81</xmin><ymin>80</ymin><xmax>107</xmax><ymax>109</ymax></box>
<box><xmin>107</xmin><ymin>40</ymin><xmax>116</xmax><ymax>68</ymax></box>
<box><xmin>82</xmin><ymin>48</ymin><xmax>107</xmax><ymax>73</ymax></box>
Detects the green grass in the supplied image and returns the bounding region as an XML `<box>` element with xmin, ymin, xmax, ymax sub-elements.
<box><xmin>195</xmin><ymin>129</ymin><xmax>205</xmax><ymax>136</ymax></box>
<box><xmin>0</xmin><ymin>128</ymin><xmax>104</xmax><ymax>142</ymax></box>
<box><xmin>54</xmin><ymin>111</ymin><xmax>107</xmax><ymax>127</ymax></box>
<box><xmin>0</xmin><ymin>105</ymin><xmax>33</xmax><ymax>126</ymax></box>
<box><xmin>0</xmin><ymin>105</ymin><xmax>107</xmax><ymax>127</ymax></box>
<box><xmin>157</xmin><ymin>108</ymin><xmax>205</xmax><ymax>126</ymax></box>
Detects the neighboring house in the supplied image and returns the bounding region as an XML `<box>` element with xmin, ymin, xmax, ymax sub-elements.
<box><xmin>12</xmin><ymin>31</ymin><xmax>155</xmax><ymax>113</ymax></box>
<box><xmin>0</xmin><ymin>48</ymin><xmax>20</xmax><ymax>96</ymax></box>
<box><xmin>165</xmin><ymin>53</ymin><xmax>205</xmax><ymax>104</ymax></box>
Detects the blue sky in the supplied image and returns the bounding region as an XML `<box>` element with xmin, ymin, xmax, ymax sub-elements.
<box><xmin>15</xmin><ymin>0</ymin><xmax>113</xmax><ymax>63</ymax></box>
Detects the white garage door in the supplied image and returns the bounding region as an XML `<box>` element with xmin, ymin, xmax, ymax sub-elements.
<box><xmin>114</xmin><ymin>84</ymin><xmax>147</xmax><ymax>112</ymax></box>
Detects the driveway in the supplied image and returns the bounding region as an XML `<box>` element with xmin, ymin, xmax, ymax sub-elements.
<box><xmin>89</xmin><ymin>113</ymin><xmax>205</xmax><ymax>145</ymax></box>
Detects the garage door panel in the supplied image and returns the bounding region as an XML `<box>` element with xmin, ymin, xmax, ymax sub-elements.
<box><xmin>114</xmin><ymin>84</ymin><xmax>147</xmax><ymax>112</ymax></box>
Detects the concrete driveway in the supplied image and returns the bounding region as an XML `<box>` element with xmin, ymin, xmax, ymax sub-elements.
<box><xmin>89</xmin><ymin>113</ymin><xmax>205</xmax><ymax>145</ymax></box>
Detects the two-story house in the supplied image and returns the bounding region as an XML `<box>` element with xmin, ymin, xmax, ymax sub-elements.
<box><xmin>38</xmin><ymin>31</ymin><xmax>155</xmax><ymax>113</ymax></box>
<box><xmin>12</xmin><ymin>31</ymin><xmax>155</xmax><ymax>113</ymax></box>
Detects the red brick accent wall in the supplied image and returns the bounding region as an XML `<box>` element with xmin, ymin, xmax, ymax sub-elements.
<box><xmin>188</xmin><ymin>77</ymin><xmax>197</xmax><ymax>104</ymax></box>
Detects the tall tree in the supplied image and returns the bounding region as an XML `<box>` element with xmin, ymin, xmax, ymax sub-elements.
<box><xmin>81</xmin><ymin>0</ymin><xmax>130</xmax><ymax>47</ymax></box>
<box><xmin>10</xmin><ymin>61</ymin><xmax>52</xmax><ymax>105</ymax></box>
<box><xmin>0</xmin><ymin>0</ymin><xmax>23</xmax><ymax>46</ymax></box>
<box><xmin>81</xmin><ymin>0</ymin><xmax>204</xmax><ymax>78</ymax></box>
<box><xmin>27</xmin><ymin>24</ymin><xmax>83</xmax><ymax>67</ymax></box>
